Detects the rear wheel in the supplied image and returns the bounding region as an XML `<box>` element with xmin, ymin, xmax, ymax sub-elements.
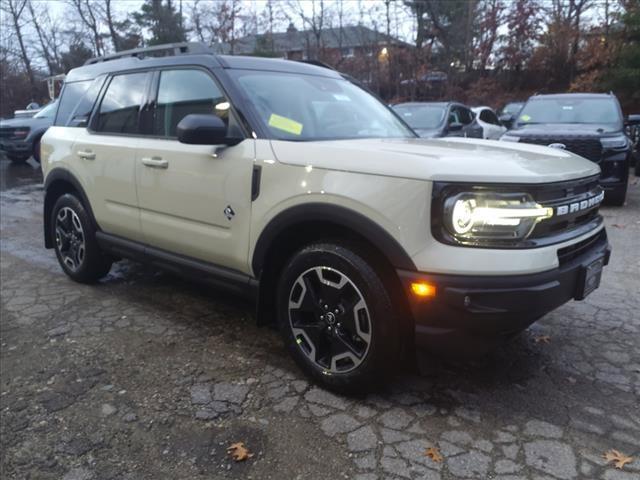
<box><xmin>277</xmin><ymin>242</ymin><xmax>402</xmax><ymax>393</ymax></box>
<box><xmin>51</xmin><ymin>194</ymin><xmax>112</xmax><ymax>283</ymax></box>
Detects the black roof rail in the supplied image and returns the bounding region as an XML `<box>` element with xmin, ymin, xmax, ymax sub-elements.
<box><xmin>84</xmin><ymin>42</ymin><xmax>212</xmax><ymax>65</ymax></box>
<box><xmin>298</xmin><ymin>59</ymin><xmax>336</xmax><ymax>70</ymax></box>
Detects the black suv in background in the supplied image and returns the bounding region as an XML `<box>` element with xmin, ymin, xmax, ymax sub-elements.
<box><xmin>392</xmin><ymin>102</ymin><xmax>483</xmax><ymax>139</ymax></box>
<box><xmin>0</xmin><ymin>101</ymin><xmax>58</xmax><ymax>163</ymax></box>
<box><xmin>501</xmin><ymin>93</ymin><xmax>633</xmax><ymax>205</ymax></box>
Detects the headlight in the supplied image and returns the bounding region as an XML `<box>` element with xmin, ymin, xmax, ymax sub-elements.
<box><xmin>443</xmin><ymin>192</ymin><xmax>553</xmax><ymax>243</ymax></box>
<box><xmin>600</xmin><ymin>135</ymin><xmax>628</xmax><ymax>150</ymax></box>
<box><xmin>500</xmin><ymin>134</ymin><xmax>520</xmax><ymax>142</ymax></box>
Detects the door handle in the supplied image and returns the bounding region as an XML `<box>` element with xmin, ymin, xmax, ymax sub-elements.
<box><xmin>141</xmin><ymin>157</ymin><xmax>168</xmax><ymax>169</ymax></box>
<box><xmin>77</xmin><ymin>149</ymin><xmax>95</xmax><ymax>160</ymax></box>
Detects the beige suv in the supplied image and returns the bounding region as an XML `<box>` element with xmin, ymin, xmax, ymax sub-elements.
<box><xmin>42</xmin><ymin>43</ymin><xmax>611</xmax><ymax>392</ymax></box>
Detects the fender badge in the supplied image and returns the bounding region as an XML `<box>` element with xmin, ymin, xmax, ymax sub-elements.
<box><xmin>224</xmin><ymin>205</ymin><xmax>235</xmax><ymax>220</ymax></box>
<box><xmin>548</xmin><ymin>143</ymin><xmax>566</xmax><ymax>149</ymax></box>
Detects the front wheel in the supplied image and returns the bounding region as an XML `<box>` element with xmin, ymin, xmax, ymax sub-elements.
<box><xmin>277</xmin><ymin>242</ymin><xmax>402</xmax><ymax>393</ymax></box>
<box><xmin>605</xmin><ymin>184</ymin><xmax>627</xmax><ymax>206</ymax></box>
<box><xmin>51</xmin><ymin>194</ymin><xmax>112</xmax><ymax>283</ymax></box>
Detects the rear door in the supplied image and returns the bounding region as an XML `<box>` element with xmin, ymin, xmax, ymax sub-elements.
<box><xmin>72</xmin><ymin>72</ymin><xmax>151</xmax><ymax>241</ymax></box>
<box><xmin>135</xmin><ymin>67</ymin><xmax>254</xmax><ymax>272</ymax></box>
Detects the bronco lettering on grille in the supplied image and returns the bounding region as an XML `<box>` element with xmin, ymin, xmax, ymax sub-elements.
<box><xmin>556</xmin><ymin>191</ymin><xmax>604</xmax><ymax>216</ymax></box>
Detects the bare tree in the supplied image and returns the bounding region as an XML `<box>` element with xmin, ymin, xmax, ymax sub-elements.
<box><xmin>1</xmin><ymin>0</ymin><xmax>36</xmax><ymax>94</ymax></box>
<box><xmin>104</xmin><ymin>0</ymin><xmax>121</xmax><ymax>51</ymax></box>
<box><xmin>68</xmin><ymin>0</ymin><xmax>104</xmax><ymax>56</ymax></box>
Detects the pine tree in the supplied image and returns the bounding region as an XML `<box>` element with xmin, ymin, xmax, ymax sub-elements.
<box><xmin>133</xmin><ymin>0</ymin><xmax>187</xmax><ymax>46</ymax></box>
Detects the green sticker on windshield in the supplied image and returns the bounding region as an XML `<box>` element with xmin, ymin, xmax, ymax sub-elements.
<box><xmin>520</xmin><ymin>114</ymin><xmax>531</xmax><ymax>122</ymax></box>
<box><xmin>268</xmin><ymin>114</ymin><xmax>303</xmax><ymax>135</ymax></box>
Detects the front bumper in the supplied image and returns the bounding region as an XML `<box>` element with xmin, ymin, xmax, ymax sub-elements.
<box><xmin>0</xmin><ymin>140</ymin><xmax>31</xmax><ymax>155</ymax></box>
<box><xmin>398</xmin><ymin>229</ymin><xmax>611</xmax><ymax>355</ymax></box>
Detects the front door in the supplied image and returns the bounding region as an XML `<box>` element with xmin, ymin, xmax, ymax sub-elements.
<box><xmin>73</xmin><ymin>72</ymin><xmax>150</xmax><ymax>242</ymax></box>
<box><xmin>135</xmin><ymin>68</ymin><xmax>254</xmax><ymax>273</ymax></box>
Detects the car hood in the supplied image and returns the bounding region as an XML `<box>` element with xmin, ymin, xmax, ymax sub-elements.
<box><xmin>0</xmin><ymin>117</ymin><xmax>52</xmax><ymax>129</ymax></box>
<box><xmin>510</xmin><ymin>123</ymin><xmax>622</xmax><ymax>137</ymax></box>
<box><xmin>269</xmin><ymin>137</ymin><xmax>600</xmax><ymax>184</ymax></box>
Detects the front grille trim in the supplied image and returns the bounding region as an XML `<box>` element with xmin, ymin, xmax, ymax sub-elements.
<box><xmin>519</xmin><ymin>135</ymin><xmax>603</xmax><ymax>162</ymax></box>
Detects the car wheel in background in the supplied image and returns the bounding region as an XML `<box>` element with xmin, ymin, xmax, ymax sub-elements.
<box><xmin>605</xmin><ymin>184</ymin><xmax>628</xmax><ymax>206</ymax></box>
<box><xmin>33</xmin><ymin>138</ymin><xmax>41</xmax><ymax>163</ymax></box>
<box><xmin>51</xmin><ymin>193</ymin><xmax>113</xmax><ymax>283</ymax></box>
<box><xmin>277</xmin><ymin>242</ymin><xmax>402</xmax><ymax>393</ymax></box>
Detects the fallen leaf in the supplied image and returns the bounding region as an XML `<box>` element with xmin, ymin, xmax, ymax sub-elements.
<box><xmin>227</xmin><ymin>442</ymin><xmax>254</xmax><ymax>462</ymax></box>
<box><xmin>604</xmin><ymin>449</ymin><xmax>633</xmax><ymax>469</ymax></box>
<box><xmin>533</xmin><ymin>335</ymin><xmax>551</xmax><ymax>344</ymax></box>
<box><xmin>611</xmin><ymin>224</ymin><xmax>625</xmax><ymax>229</ymax></box>
<box><xmin>425</xmin><ymin>446</ymin><xmax>443</xmax><ymax>463</ymax></box>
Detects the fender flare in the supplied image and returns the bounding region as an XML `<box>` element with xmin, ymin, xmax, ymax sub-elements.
<box><xmin>43</xmin><ymin>168</ymin><xmax>99</xmax><ymax>248</ymax></box>
<box><xmin>251</xmin><ymin>203</ymin><xmax>417</xmax><ymax>275</ymax></box>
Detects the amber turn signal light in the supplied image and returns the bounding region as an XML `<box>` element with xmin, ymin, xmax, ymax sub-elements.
<box><xmin>411</xmin><ymin>282</ymin><xmax>436</xmax><ymax>298</ymax></box>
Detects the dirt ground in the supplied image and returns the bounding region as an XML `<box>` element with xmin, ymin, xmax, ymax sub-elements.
<box><xmin>1</xmin><ymin>156</ymin><xmax>639</xmax><ymax>480</ymax></box>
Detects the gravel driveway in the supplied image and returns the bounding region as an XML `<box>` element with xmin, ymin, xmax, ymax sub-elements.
<box><xmin>1</xmin><ymin>157</ymin><xmax>639</xmax><ymax>480</ymax></box>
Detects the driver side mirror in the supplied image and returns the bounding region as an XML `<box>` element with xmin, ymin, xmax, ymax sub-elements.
<box><xmin>177</xmin><ymin>114</ymin><xmax>242</xmax><ymax>146</ymax></box>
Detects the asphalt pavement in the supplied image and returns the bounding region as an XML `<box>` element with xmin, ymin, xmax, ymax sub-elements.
<box><xmin>1</xmin><ymin>155</ymin><xmax>639</xmax><ymax>480</ymax></box>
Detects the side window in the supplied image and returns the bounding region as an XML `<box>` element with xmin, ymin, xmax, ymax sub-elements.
<box><xmin>459</xmin><ymin>108</ymin><xmax>473</xmax><ymax>125</ymax></box>
<box><xmin>480</xmin><ymin>109</ymin><xmax>499</xmax><ymax>125</ymax></box>
<box><xmin>54</xmin><ymin>80</ymin><xmax>91</xmax><ymax>126</ymax></box>
<box><xmin>449</xmin><ymin>108</ymin><xmax>461</xmax><ymax>125</ymax></box>
<box><xmin>95</xmin><ymin>73</ymin><xmax>148</xmax><ymax>134</ymax></box>
<box><xmin>154</xmin><ymin>69</ymin><xmax>240</xmax><ymax>138</ymax></box>
<box><xmin>67</xmin><ymin>76</ymin><xmax>106</xmax><ymax>127</ymax></box>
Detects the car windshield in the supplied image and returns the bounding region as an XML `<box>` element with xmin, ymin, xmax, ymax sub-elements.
<box><xmin>501</xmin><ymin>102</ymin><xmax>523</xmax><ymax>115</ymax></box>
<box><xmin>516</xmin><ymin>98</ymin><xmax>621</xmax><ymax>126</ymax></box>
<box><xmin>393</xmin><ymin>104</ymin><xmax>445</xmax><ymax>130</ymax></box>
<box><xmin>230</xmin><ymin>70</ymin><xmax>414</xmax><ymax>141</ymax></box>
<box><xmin>33</xmin><ymin>102</ymin><xmax>58</xmax><ymax>118</ymax></box>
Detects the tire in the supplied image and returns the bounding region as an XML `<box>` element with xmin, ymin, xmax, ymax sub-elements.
<box><xmin>32</xmin><ymin>138</ymin><xmax>41</xmax><ymax>163</ymax></box>
<box><xmin>277</xmin><ymin>242</ymin><xmax>402</xmax><ymax>393</ymax></box>
<box><xmin>605</xmin><ymin>184</ymin><xmax>627</xmax><ymax>207</ymax></box>
<box><xmin>7</xmin><ymin>154</ymin><xmax>28</xmax><ymax>163</ymax></box>
<box><xmin>51</xmin><ymin>193</ymin><xmax>112</xmax><ymax>283</ymax></box>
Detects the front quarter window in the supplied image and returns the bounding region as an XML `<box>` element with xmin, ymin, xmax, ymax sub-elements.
<box><xmin>231</xmin><ymin>70</ymin><xmax>414</xmax><ymax>141</ymax></box>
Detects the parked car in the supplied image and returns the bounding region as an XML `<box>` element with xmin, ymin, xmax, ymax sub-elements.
<box><xmin>472</xmin><ymin>106</ymin><xmax>507</xmax><ymax>139</ymax></box>
<box><xmin>42</xmin><ymin>43</ymin><xmax>611</xmax><ymax>392</ymax></box>
<box><xmin>625</xmin><ymin>113</ymin><xmax>640</xmax><ymax>168</ymax></box>
<box><xmin>498</xmin><ymin>101</ymin><xmax>525</xmax><ymax>129</ymax></box>
<box><xmin>393</xmin><ymin>102</ymin><xmax>483</xmax><ymax>139</ymax></box>
<box><xmin>501</xmin><ymin>93</ymin><xmax>633</xmax><ymax>206</ymax></box>
<box><xmin>0</xmin><ymin>101</ymin><xmax>57</xmax><ymax>163</ymax></box>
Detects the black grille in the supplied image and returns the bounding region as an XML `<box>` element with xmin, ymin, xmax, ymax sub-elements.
<box><xmin>530</xmin><ymin>175</ymin><xmax>603</xmax><ymax>239</ymax></box>
<box><xmin>557</xmin><ymin>229</ymin><xmax>607</xmax><ymax>266</ymax></box>
<box><xmin>519</xmin><ymin>136</ymin><xmax>603</xmax><ymax>162</ymax></box>
<box><xmin>0</xmin><ymin>128</ymin><xmax>18</xmax><ymax>139</ymax></box>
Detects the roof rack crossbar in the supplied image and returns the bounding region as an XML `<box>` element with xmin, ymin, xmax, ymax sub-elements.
<box><xmin>84</xmin><ymin>42</ymin><xmax>211</xmax><ymax>65</ymax></box>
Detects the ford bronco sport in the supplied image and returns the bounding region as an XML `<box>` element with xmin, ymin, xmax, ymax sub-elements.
<box><xmin>41</xmin><ymin>43</ymin><xmax>611</xmax><ymax>392</ymax></box>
